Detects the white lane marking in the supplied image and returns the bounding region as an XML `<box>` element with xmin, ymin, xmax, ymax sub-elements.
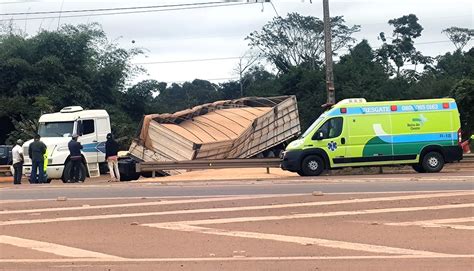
<box><xmin>2</xmin><ymin>190</ymin><xmax>469</xmax><ymax>205</ymax></box>
<box><xmin>389</xmin><ymin>217</ymin><xmax>474</xmax><ymax>225</ymax></box>
<box><xmin>0</xmin><ymin>190</ymin><xmax>471</xmax><ymax>205</ymax></box>
<box><xmin>146</xmin><ymin>224</ymin><xmax>446</xmax><ymax>256</ymax></box>
<box><xmin>327</xmin><ymin>176</ymin><xmax>474</xmax><ymax>181</ymax></box>
<box><xmin>428</xmin><ymin>224</ymin><xmax>474</xmax><ymax>230</ymax></box>
<box><xmin>143</xmin><ymin>203</ymin><xmax>474</xmax><ymax>226</ymax></box>
<box><xmin>0</xmin><ymin>194</ymin><xmax>306</xmax><ymax>204</ymax></box>
<box><xmin>0</xmin><ymin>194</ymin><xmax>302</xmax><ymax>215</ymax></box>
<box><xmin>386</xmin><ymin>217</ymin><xmax>474</xmax><ymax>230</ymax></box>
<box><xmin>0</xmin><ymin>235</ymin><xmax>123</xmax><ymax>259</ymax></box>
<box><xmin>2</xmin><ymin>192</ymin><xmax>473</xmax><ymax>226</ymax></box>
<box><xmin>325</xmin><ymin>190</ymin><xmax>471</xmax><ymax>195</ymax></box>
<box><xmin>0</xmin><ymin>255</ymin><xmax>473</xmax><ymax>263</ymax></box>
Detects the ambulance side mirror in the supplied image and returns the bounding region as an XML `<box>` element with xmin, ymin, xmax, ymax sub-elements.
<box><xmin>314</xmin><ymin>131</ymin><xmax>324</xmax><ymax>140</ymax></box>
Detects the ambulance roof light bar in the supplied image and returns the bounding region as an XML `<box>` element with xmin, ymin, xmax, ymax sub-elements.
<box><xmin>337</xmin><ymin>98</ymin><xmax>367</xmax><ymax>105</ymax></box>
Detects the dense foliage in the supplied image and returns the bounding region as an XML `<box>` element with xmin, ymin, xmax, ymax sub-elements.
<box><xmin>0</xmin><ymin>14</ymin><xmax>473</xmax><ymax>147</ymax></box>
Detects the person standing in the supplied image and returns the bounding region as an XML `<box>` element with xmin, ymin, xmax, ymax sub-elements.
<box><xmin>12</xmin><ymin>139</ymin><xmax>24</xmax><ymax>185</ymax></box>
<box><xmin>68</xmin><ymin>134</ymin><xmax>83</xmax><ymax>183</ymax></box>
<box><xmin>43</xmin><ymin>148</ymin><xmax>49</xmax><ymax>181</ymax></box>
<box><xmin>105</xmin><ymin>133</ymin><xmax>120</xmax><ymax>182</ymax></box>
<box><xmin>28</xmin><ymin>134</ymin><xmax>47</xmax><ymax>184</ymax></box>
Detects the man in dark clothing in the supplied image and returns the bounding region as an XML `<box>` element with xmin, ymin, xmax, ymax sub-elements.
<box><xmin>28</xmin><ymin>134</ymin><xmax>47</xmax><ymax>184</ymax></box>
<box><xmin>105</xmin><ymin>133</ymin><xmax>120</xmax><ymax>181</ymax></box>
<box><xmin>68</xmin><ymin>134</ymin><xmax>83</xmax><ymax>183</ymax></box>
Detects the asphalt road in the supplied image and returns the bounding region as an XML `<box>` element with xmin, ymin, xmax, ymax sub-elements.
<box><xmin>1</xmin><ymin>177</ymin><xmax>473</xmax><ymax>200</ymax></box>
<box><xmin>1</xmin><ymin>173</ymin><xmax>473</xmax><ymax>270</ymax></box>
<box><xmin>1</xmin><ymin>181</ymin><xmax>474</xmax><ymax>200</ymax></box>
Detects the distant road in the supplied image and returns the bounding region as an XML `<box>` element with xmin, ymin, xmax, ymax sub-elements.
<box><xmin>1</xmin><ymin>179</ymin><xmax>473</xmax><ymax>200</ymax></box>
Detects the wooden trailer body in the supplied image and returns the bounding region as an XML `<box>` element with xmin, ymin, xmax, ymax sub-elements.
<box><xmin>129</xmin><ymin>96</ymin><xmax>300</xmax><ymax>167</ymax></box>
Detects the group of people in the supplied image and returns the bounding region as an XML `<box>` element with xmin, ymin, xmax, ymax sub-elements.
<box><xmin>11</xmin><ymin>133</ymin><xmax>121</xmax><ymax>184</ymax></box>
<box><xmin>12</xmin><ymin>135</ymin><xmax>47</xmax><ymax>184</ymax></box>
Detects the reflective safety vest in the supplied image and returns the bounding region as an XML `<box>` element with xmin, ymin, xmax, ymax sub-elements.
<box><xmin>43</xmin><ymin>149</ymin><xmax>48</xmax><ymax>171</ymax></box>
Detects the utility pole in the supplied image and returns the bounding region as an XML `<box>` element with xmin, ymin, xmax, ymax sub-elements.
<box><xmin>322</xmin><ymin>0</ymin><xmax>335</xmax><ymax>104</ymax></box>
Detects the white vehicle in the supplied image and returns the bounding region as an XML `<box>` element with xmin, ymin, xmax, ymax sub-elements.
<box><xmin>23</xmin><ymin>106</ymin><xmax>111</xmax><ymax>182</ymax></box>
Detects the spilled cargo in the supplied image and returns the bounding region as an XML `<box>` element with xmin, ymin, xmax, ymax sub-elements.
<box><xmin>129</xmin><ymin>96</ymin><xmax>300</xmax><ymax>168</ymax></box>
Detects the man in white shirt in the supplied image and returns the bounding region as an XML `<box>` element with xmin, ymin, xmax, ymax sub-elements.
<box><xmin>12</xmin><ymin>139</ymin><xmax>24</xmax><ymax>185</ymax></box>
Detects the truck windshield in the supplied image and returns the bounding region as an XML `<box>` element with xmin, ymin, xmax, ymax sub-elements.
<box><xmin>300</xmin><ymin>114</ymin><xmax>327</xmax><ymax>139</ymax></box>
<box><xmin>38</xmin><ymin>122</ymin><xmax>74</xmax><ymax>137</ymax></box>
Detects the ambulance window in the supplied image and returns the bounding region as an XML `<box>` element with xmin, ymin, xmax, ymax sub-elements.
<box><xmin>313</xmin><ymin>117</ymin><xmax>343</xmax><ymax>139</ymax></box>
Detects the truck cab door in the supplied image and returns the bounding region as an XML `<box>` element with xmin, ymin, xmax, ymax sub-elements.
<box><xmin>311</xmin><ymin>117</ymin><xmax>347</xmax><ymax>167</ymax></box>
<box><xmin>95</xmin><ymin>117</ymin><xmax>110</xmax><ymax>163</ymax></box>
<box><xmin>77</xmin><ymin>119</ymin><xmax>98</xmax><ymax>163</ymax></box>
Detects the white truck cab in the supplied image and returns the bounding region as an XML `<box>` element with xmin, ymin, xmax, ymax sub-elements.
<box><xmin>23</xmin><ymin>106</ymin><xmax>111</xmax><ymax>182</ymax></box>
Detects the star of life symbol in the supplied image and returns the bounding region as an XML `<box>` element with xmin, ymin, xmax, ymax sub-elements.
<box><xmin>328</xmin><ymin>141</ymin><xmax>337</xmax><ymax>151</ymax></box>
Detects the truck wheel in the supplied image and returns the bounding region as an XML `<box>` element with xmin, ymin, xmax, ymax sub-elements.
<box><xmin>301</xmin><ymin>155</ymin><xmax>324</xmax><ymax>176</ymax></box>
<box><xmin>120</xmin><ymin>172</ymin><xmax>140</xmax><ymax>182</ymax></box>
<box><xmin>421</xmin><ymin>152</ymin><xmax>444</xmax><ymax>173</ymax></box>
<box><xmin>62</xmin><ymin>161</ymin><xmax>87</xmax><ymax>183</ymax></box>
<box><xmin>412</xmin><ymin>164</ymin><xmax>426</xmax><ymax>173</ymax></box>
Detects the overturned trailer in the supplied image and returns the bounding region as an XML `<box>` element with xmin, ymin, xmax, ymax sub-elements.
<box><xmin>120</xmin><ymin>96</ymin><xmax>300</xmax><ymax>179</ymax></box>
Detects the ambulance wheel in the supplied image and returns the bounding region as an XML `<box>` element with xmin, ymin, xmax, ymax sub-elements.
<box><xmin>421</xmin><ymin>152</ymin><xmax>444</xmax><ymax>173</ymax></box>
<box><xmin>412</xmin><ymin>164</ymin><xmax>426</xmax><ymax>173</ymax></box>
<box><xmin>301</xmin><ymin>155</ymin><xmax>324</xmax><ymax>176</ymax></box>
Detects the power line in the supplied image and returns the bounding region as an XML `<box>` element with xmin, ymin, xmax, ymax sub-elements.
<box><xmin>414</xmin><ymin>40</ymin><xmax>452</xmax><ymax>45</ymax></box>
<box><xmin>269</xmin><ymin>1</ymin><xmax>280</xmax><ymax>17</ymax></box>
<box><xmin>0</xmin><ymin>1</ymin><xmax>242</xmax><ymax>16</ymax></box>
<box><xmin>135</xmin><ymin>56</ymin><xmax>245</xmax><ymax>65</ymax></box>
<box><xmin>0</xmin><ymin>0</ymin><xmax>38</xmax><ymax>5</ymax></box>
<box><xmin>163</xmin><ymin>77</ymin><xmax>239</xmax><ymax>84</ymax></box>
<box><xmin>133</xmin><ymin>40</ymin><xmax>452</xmax><ymax>65</ymax></box>
<box><xmin>57</xmin><ymin>0</ymin><xmax>65</xmax><ymax>30</ymax></box>
<box><xmin>0</xmin><ymin>2</ymin><xmax>259</xmax><ymax>22</ymax></box>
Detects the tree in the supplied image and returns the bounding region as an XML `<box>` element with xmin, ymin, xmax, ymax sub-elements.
<box><xmin>442</xmin><ymin>27</ymin><xmax>473</xmax><ymax>52</ymax></box>
<box><xmin>234</xmin><ymin>50</ymin><xmax>261</xmax><ymax>97</ymax></box>
<box><xmin>277</xmin><ymin>66</ymin><xmax>326</xmax><ymax>129</ymax></box>
<box><xmin>377</xmin><ymin>14</ymin><xmax>431</xmax><ymax>77</ymax></box>
<box><xmin>33</xmin><ymin>96</ymin><xmax>54</xmax><ymax>114</ymax></box>
<box><xmin>6</xmin><ymin>115</ymin><xmax>38</xmax><ymax>145</ymax></box>
<box><xmin>154</xmin><ymin>79</ymin><xmax>220</xmax><ymax>114</ymax></box>
<box><xmin>0</xmin><ymin>23</ymin><xmax>143</xmax><ymax>144</ymax></box>
<box><xmin>246</xmin><ymin>13</ymin><xmax>359</xmax><ymax>73</ymax></box>
<box><xmin>123</xmin><ymin>79</ymin><xmax>162</xmax><ymax>121</ymax></box>
<box><xmin>240</xmin><ymin>66</ymin><xmax>280</xmax><ymax>97</ymax></box>
<box><xmin>431</xmin><ymin>48</ymin><xmax>474</xmax><ymax>78</ymax></box>
<box><xmin>335</xmin><ymin>40</ymin><xmax>389</xmax><ymax>101</ymax></box>
<box><xmin>218</xmin><ymin>81</ymin><xmax>241</xmax><ymax>100</ymax></box>
<box><xmin>451</xmin><ymin>79</ymin><xmax>474</xmax><ymax>138</ymax></box>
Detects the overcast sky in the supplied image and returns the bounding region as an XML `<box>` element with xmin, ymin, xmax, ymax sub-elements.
<box><xmin>1</xmin><ymin>0</ymin><xmax>472</xmax><ymax>86</ymax></box>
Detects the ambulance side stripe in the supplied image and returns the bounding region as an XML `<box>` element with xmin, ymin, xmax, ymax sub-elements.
<box><xmin>328</xmin><ymin>102</ymin><xmax>458</xmax><ymax>117</ymax></box>
<box><xmin>377</xmin><ymin>132</ymin><xmax>458</xmax><ymax>144</ymax></box>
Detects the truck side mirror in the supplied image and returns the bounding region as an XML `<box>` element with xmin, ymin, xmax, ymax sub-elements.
<box><xmin>77</xmin><ymin>120</ymin><xmax>84</xmax><ymax>136</ymax></box>
<box><xmin>314</xmin><ymin>131</ymin><xmax>324</xmax><ymax>140</ymax></box>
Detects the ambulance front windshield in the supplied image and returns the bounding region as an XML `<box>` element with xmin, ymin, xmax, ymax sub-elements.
<box><xmin>300</xmin><ymin>113</ymin><xmax>327</xmax><ymax>139</ymax></box>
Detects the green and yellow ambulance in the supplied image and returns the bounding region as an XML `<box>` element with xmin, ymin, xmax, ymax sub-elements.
<box><xmin>281</xmin><ymin>98</ymin><xmax>463</xmax><ymax>176</ymax></box>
